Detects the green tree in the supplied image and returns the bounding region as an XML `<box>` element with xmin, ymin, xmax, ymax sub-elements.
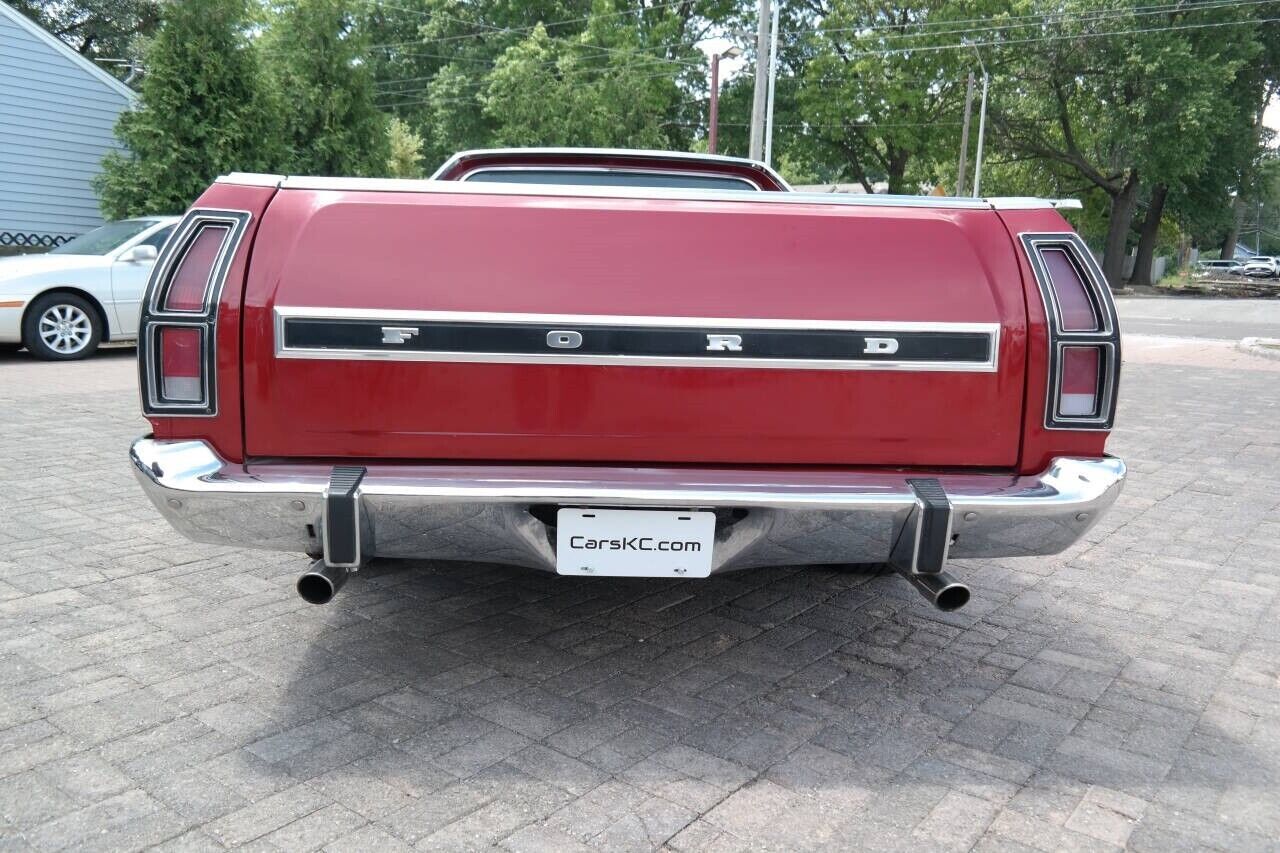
<box><xmin>95</xmin><ymin>0</ymin><xmax>283</xmax><ymax>218</ymax></box>
<box><xmin>369</xmin><ymin>0</ymin><xmax>724</xmax><ymax>167</ymax></box>
<box><xmin>990</xmin><ymin>0</ymin><xmax>1260</xmax><ymax>286</ymax></box>
<box><xmin>386</xmin><ymin>116</ymin><xmax>425</xmax><ymax>177</ymax></box>
<box><xmin>263</xmin><ymin>0</ymin><xmax>388</xmax><ymax>177</ymax></box>
<box><xmin>480</xmin><ymin>22</ymin><xmax>687</xmax><ymax>149</ymax></box>
<box><xmin>791</xmin><ymin>2</ymin><xmax>971</xmax><ymax>194</ymax></box>
<box><xmin>11</xmin><ymin>0</ymin><xmax>160</xmax><ymax>72</ymax></box>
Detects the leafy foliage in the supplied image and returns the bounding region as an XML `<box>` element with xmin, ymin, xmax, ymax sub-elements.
<box><xmin>263</xmin><ymin>0</ymin><xmax>388</xmax><ymax>177</ymax></box>
<box><xmin>11</xmin><ymin>0</ymin><xmax>159</xmax><ymax>68</ymax></box>
<box><xmin>386</xmin><ymin>116</ymin><xmax>426</xmax><ymax>178</ymax></box>
<box><xmin>95</xmin><ymin>0</ymin><xmax>282</xmax><ymax>218</ymax></box>
<box><xmin>49</xmin><ymin>0</ymin><xmax>1276</xmax><ymax>257</ymax></box>
<box><xmin>792</xmin><ymin>2</ymin><xmax>971</xmax><ymax>194</ymax></box>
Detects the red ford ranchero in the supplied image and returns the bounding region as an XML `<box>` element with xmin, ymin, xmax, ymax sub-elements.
<box><xmin>130</xmin><ymin>148</ymin><xmax>1124</xmax><ymax>612</ymax></box>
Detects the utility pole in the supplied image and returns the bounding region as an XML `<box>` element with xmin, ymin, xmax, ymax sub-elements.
<box><xmin>707</xmin><ymin>46</ymin><xmax>741</xmax><ymax>155</ymax></box>
<box><xmin>709</xmin><ymin>53</ymin><xmax>722</xmax><ymax>155</ymax></box>
<box><xmin>972</xmin><ymin>69</ymin><xmax>989</xmax><ymax>198</ymax></box>
<box><xmin>955</xmin><ymin>72</ymin><xmax>974</xmax><ymax>197</ymax></box>
<box><xmin>763</xmin><ymin>4</ymin><xmax>780</xmax><ymax>166</ymax></box>
<box><xmin>748</xmin><ymin>0</ymin><xmax>771</xmax><ymax>161</ymax></box>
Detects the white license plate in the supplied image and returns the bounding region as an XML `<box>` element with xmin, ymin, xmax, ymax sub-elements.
<box><xmin>556</xmin><ymin>508</ymin><xmax>715</xmax><ymax>578</ymax></box>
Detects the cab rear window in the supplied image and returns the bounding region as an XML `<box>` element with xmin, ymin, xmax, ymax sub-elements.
<box><xmin>461</xmin><ymin>168</ymin><xmax>759</xmax><ymax>191</ymax></box>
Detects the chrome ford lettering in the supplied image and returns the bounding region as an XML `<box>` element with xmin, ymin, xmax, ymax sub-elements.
<box><xmin>381</xmin><ymin>326</ymin><xmax>419</xmax><ymax>345</ymax></box>
<box><xmin>706</xmin><ymin>334</ymin><xmax>743</xmax><ymax>352</ymax></box>
<box><xmin>546</xmin><ymin>330</ymin><xmax>583</xmax><ymax>349</ymax></box>
<box><xmin>863</xmin><ymin>337</ymin><xmax>900</xmax><ymax>354</ymax></box>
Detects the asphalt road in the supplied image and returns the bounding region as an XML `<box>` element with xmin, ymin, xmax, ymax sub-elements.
<box><xmin>1116</xmin><ymin>296</ymin><xmax>1280</xmax><ymax>340</ymax></box>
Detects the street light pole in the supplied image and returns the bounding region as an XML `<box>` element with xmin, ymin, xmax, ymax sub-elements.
<box><xmin>707</xmin><ymin>46</ymin><xmax>741</xmax><ymax>156</ymax></box>
<box><xmin>972</xmin><ymin>70</ymin><xmax>989</xmax><ymax>198</ymax></box>
<box><xmin>748</xmin><ymin>0</ymin><xmax>771</xmax><ymax>161</ymax></box>
<box><xmin>709</xmin><ymin>52</ymin><xmax>722</xmax><ymax>155</ymax></box>
<box><xmin>955</xmin><ymin>72</ymin><xmax>974</xmax><ymax>197</ymax></box>
<box><xmin>764</xmin><ymin>4</ymin><xmax>780</xmax><ymax>166</ymax></box>
<box><xmin>967</xmin><ymin>43</ymin><xmax>989</xmax><ymax>198</ymax></box>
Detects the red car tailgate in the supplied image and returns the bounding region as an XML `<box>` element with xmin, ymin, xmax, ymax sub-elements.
<box><xmin>240</xmin><ymin>187</ymin><xmax>1027</xmax><ymax>466</ymax></box>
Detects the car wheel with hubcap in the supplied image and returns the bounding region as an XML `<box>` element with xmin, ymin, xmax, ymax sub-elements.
<box><xmin>23</xmin><ymin>294</ymin><xmax>102</xmax><ymax>360</ymax></box>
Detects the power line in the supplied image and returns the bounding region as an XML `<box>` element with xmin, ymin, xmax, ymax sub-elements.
<box><xmin>367</xmin><ymin>0</ymin><xmax>701</xmax><ymax>37</ymax></box>
<box><xmin>375</xmin><ymin>53</ymin><xmax>692</xmax><ymax>93</ymax></box>
<box><xmin>356</xmin><ymin>11</ymin><xmax>705</xmax><ymax>66</ymax></box>
<box><xmin>425</xmin><ymin>9</ymin><xmax>705</xmax><ymax>67</ymax></box>
<box><xmin>369</xmin><ymin>8</ymin><xmax>1277</xmax><ymax>114</ymax></box>
<box><xmin>814</xmin><ymin>15</ymin><xmax>1280</xmax><ymax>59</ymax></box>
<box><xmin>375</xmin><ymin>54</ymin><xmax>699</xmax><ymax>102</ymax></box>
<box><xmin>789</xmin><ymin>0</ymin><xmax>1274</xmax><ymax>42</ymax></box>
<box><xmin>376</xmin><ymin>67</ymin><xmax>696</xmax><ymax>108</ymax></box>
<box><xmin>368</xmin><ymin>0</ymin><xmax>1274</xmax><ymax>93</ymax></box>
<box><xmin>370</xmin><ymin>0</ymin><xmax>1271</xmax><ymax>57</ymax></box>
<box><xmin>378</xmin><ymin>16</ymin><xmax>1267</xmax><ymax>103</ymax></box>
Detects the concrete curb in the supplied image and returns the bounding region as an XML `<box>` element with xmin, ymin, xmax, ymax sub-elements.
<box><xmin>1238</xmin><ymin>337</ymin><xmax>1280</xmax><ymax>361</ymax></box>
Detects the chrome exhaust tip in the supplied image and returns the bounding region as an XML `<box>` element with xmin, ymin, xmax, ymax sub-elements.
<box><xmin>297</xmin><ymin>561</ymin><xmax>348</xmax><ymax>605</ymax></box>
<box><xmin>896</xmin><ymin>567</ymin><xmax>970</xmax><ymax>611</ymax></box>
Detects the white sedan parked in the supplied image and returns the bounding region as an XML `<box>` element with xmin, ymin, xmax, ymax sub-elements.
<box><xmin>0</xmin><ymin>216</ymin><xmax>178</xmax><ymax>359</ymax></box>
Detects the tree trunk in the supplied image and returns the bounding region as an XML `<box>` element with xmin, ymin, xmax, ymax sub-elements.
<box><xmin>1130</xmin><ymin>183</ymin><xmax>1167</xmax><ymax>287</ymax></box>
<box><xmin>1220</xmin><ymin>196</ymin><xmax>1243</xmax><ymax>260</ymax></box>
<box><xmin>1101</xmin><ymin>170</ymin><xmax>1139</xmax><ymax>288</ymax></box>
<box><xmin>885</xmin><ymin>149</ymin><xmax>910</xmax><ymax>194</ymax></box>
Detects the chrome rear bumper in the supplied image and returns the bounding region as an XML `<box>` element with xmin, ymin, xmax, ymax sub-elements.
<box><xmin>130</xmin><ymin>438</ymin><xmax>1124</xmax><ymax>575</ymax></box>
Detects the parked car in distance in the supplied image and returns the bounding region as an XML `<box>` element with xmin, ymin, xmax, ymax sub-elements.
<box><xmin>1193</xmin><ymin>258</ymin><xmax>1244</xmax><ymax>277</ymax></box>
<box><xmin>130</xmin><ymin>149</ymin><xmax>1125</xmax><ymax>615</ymax></box>
<box><xmin>0</xmin><ymin>216</ymin><xmax>178</xmax><ymax>359</ymax></box>
<box><xmin>1240</xmin><ymin>256</ymin><xmax>1279</xmax><ymax>279</ymax></box>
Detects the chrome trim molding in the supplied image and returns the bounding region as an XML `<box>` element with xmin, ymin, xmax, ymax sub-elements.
<box><xmin>215</xmin><ymin>172</ymin><xmax>285</xmax><ymax>187</ymax></box>
<box><xmin>216</xmin><ymin>168</ymin><xmax>1074</xmax><ymax>211</ymax></box>
<box><xmin>131</xmin><ymin>437</ymin><xmax>1125</xmax><ymax>574</ymax></box>
<box><xmin>455</xmin><ymin>164</ymin><xmax>763</xmax><ymax>191</ymax></box>
<box><xmin>278</xmin><ymin>174</ymin><xmax>994</xmax><ymax>209</ymax></box>
<box><xmin>145</xmin><ymin>210</ymin><xmax>251</xmax><ymax>318</ymax></box>
<box><xmin>138</xmin><ymin>208</ymin><xmax>252</xmax><ymax>418</ymax></box>
<box><xmin>988</xmin><ymin>197</ymin><xmax>1083</xmax><ymax>210</ymax></box>
<box><xmin>1019</xmin><ymin>232</ymin><xmax>1122</xmax><ymax>430</ymax></box>
<box><xmin>430</xmin><ymin>147</ymin><xmax>791</xmax><ymax>188</ymax></box>
<box><xmin>273</xmin><ymin>306</ymin><xmax>1001</xmax><ymax>373</ymax></box>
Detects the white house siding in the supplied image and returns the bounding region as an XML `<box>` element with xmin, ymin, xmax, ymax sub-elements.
<box><xmin>0</xmin><ymin>3</ymin><xmax>135</xmax><ymax>249</ymax></box>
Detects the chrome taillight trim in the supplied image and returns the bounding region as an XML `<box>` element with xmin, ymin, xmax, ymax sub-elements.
<box><xmin>142</xmin><ymin>321</ymin><xmax>215</xmax><ymax>412</ymax></box>
<box><xmin>1020</xmin><ymin>232</ymin><xmax>1121</xmax><ymax>431</ymax></box>
<box><xmin>146</xmin><ymin>210</ymin><xmax>251</xmax><ymax>317</ymax></box>
<box><xmin>139</xmin><ymin>208</ymin><xmax>252</xmax><ymax>417</ymax></box>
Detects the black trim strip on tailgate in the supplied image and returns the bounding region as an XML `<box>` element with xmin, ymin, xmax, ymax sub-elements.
<box><xmin>273</xmin><ymin>308</ymin><xmax>1001</xmax><ymax>372</ymax></box>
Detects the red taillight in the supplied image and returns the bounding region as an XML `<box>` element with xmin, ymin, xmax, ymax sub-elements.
<box><xmin>162</xmin><ymin>225</ymin><xmax>228</xmax><ymax>312</ymax></box>
<box><xmin>140</xmin><ymin>209</ymin><xmax>249</xmax><ymax>416</ymax></box>
<box><xmin>1021</xmin><ymin>233</ymin><xmax>1119</xmax><ymax>430</ymax></box>
<box><xmin>158</xmin><ymin>327</ymin><xmax>203</xmax><ymax>402</ymax></box>
<box><xmin>1058</xmin><ymin>346</ymin><xmax>1101</xmax><ymax>418</ymax></box>
<box><xmin>1040</xmin><ymin>247</ymin><xmax>1099</xmax><ymax>331</ymax></box>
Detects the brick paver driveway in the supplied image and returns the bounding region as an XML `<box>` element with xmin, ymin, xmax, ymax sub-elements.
<box><xmin>1</xmin><ymin>333</ymin><xmax>1278</xmax><ymax>851</ymax></box>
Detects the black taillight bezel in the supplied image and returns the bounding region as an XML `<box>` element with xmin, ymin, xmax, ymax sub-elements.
<box><xmin>1021</xmin><ymin>232</ymin><xmax>1120</xmax><ymax>431</ymax></box>
<box><xmin>139</xmin><ymin>208</ymin><xmax>251</xmax><ymax>417</ymax></box>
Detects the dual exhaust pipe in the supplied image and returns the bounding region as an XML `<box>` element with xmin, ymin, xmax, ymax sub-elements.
<box><xmin>297</xmin><ymin>561</ymin><xmax>348</xmax><ymax>605</ymax></box>
<box><xmin>298</xmin><ymin>468</ymin><xmax>969</xmax><ymax>610</ymax></box>
<box><xmin>295</xmin><ymin>560</ymin><xmax>970</xmax><ymax>611</ymax></box>
<box><xmin>895</xmin><ymin>566</ymin><xmax>970</xmax><ymax>612</ymax></box>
